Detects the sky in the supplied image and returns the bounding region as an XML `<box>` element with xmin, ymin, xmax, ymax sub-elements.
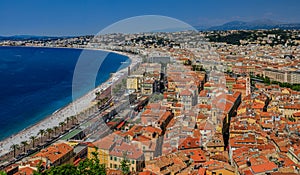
<box><xmin>0</xmin><ymin>0</ymin><xmax>300</xmax><ymax>36</ymax></box>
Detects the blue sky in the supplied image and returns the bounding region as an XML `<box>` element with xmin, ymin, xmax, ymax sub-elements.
<box><xmin>0</xmin><ymin>0</ymin><xmax>300</xmax><ymax>36</ymax></box>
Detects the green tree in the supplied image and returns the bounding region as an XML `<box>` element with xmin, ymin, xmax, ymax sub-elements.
<box><xmin>0</xmin><ymin>171</ymin><xmax>7</xmax><ymax>175</ymax></box>
<box><xmin>120</xmin><ymin>153</ymin><xmax>131</xmax><ymax>175</ymax></box>
<box><xmin>263</xmin><ymin>76</ymin><xmax>271</xmax><ymax>85</ymax></box>
<box><xmin>38</xmin><ymin>129</ymin><xmax>45</xmax><ymax>143</ymax></box>
<box><xmin>21</xmin><ymin>141</ymin><xmax>28</xmax><ymax>153</ymax></box>
<box><xmin>70</xmin><ymin>115</ymin><xmax>77</xmax><ymax>125</ymax></box>
<box><xmin>46</xmin><ymin>128</ymin><xmax>53</xmax><ymax>139</ymax></box>
<box><xmin>10</xmin><ymin>144</ymin><xmax>19</xmax><ymax>158</ymax></box>
<box><xmin>65</xmin><ymin>117</ymin><xmax>70</xmax><ymax>127</ymax></box>
<box><xmin>42</xmin><ymin>164</ymin><xmax>78</xmax><ymax>175</ymax></box>
<box><xmin>53</xmin><ymin>126</ymin><xmax>59</xmax><ymax>136</ymax></box>
<box><xmin>30</xmin><ymin>136</ymin><xmax>36</xmax><ymax>148</ymax></box>
<box><xmin>59</xmin><ymin>122</ymin><xmax>66</xmax><ymax>132</ymax></box>
<box><xmin>40</xmin><ymin>149</ymin><xmax>106</xmax><ymax>175</ymax></box>
<box><xmin>77</xmin><ymin>149</ymin><xmax>106</xmax><ymax>175</ymax></box>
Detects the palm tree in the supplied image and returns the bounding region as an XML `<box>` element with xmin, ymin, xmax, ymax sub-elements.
<box><xmin>53</xmin><ymin>126</ymin><xmax>59</xmax><ymax>136</ymax></box>
<box><xmin>65</xmin><ymin>117</ymin><xmax>70</xmax><ymax>128</ymax></box>
<box><xmin>59</xmin><ymin>122</ymin><xmax>66</xmax><ymax>132</ymax></box>
<box><xmin>29</xmin><ymin>136</ymin><xmax>36</xmax><ymax>148</ymax></box>
<box><xmin>10</xmin><ymin>144</ymin><xmax>19</xmax><ymax>158</ymax></box>
<box><xmin>97</xmin><ymin>100</ymin><xmax>103</xmax><ymax>108</ymax></box>
<box><xmin>38</xmin><ymin>129</ymin><xmax>45</xmax><ymax>143</ymax></box>
<box><xmin>70</xmin><ymin>115</ymin><xmax>77</xmax><ymax>125</ymax></box>
<box><xmin>21</xmin><ymin>141</ymin><xmax>28</xmax><ymax>153</ymax></box>
<box><xmin>46</xmin><ymin>128</ymin><xmax>53</xmax><ymax>139</ymax></box>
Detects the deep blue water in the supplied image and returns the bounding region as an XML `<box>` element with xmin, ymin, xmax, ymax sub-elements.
<box><xmin>0</xmin><ymin>46</ymin><xmax>130</xmax><ymax>140</ymax></box>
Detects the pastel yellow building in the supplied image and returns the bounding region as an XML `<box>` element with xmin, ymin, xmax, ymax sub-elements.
<box><xmin>206</xmin><ymin>133</ymin><xmax>225</xmax><ymax>154</ymax></box>
<box><xmin>127</xmin><ymin>75</ymin><xmax>142</xmax><ymax>93</ymax></box>
<box><xmin>108</xmin><ymin>141</ymin><xmax>145</xmax><ymax>172</ymax></box>
<box><xmin>87</xmin><ymin>146</ymin><xmax>96</xmax><ymax>159</ymax></box>
<box><xmin>88</xmin><ymin>135</ymin><xmax>116</xmax><ymax>167</ymax></box>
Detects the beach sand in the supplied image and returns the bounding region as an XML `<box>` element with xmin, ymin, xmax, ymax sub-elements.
<box><xmin>0</xmin><ymin>48</ymin><xmax>141</xmax><ymax>156</ymax></box>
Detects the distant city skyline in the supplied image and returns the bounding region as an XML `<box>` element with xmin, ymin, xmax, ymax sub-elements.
<box><xmin>1</xmin><ymin>0</ymin><xmax>300</xmax><ymax>36</ymax></box>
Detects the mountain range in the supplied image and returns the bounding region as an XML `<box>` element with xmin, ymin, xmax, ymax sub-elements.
<box><xmin>196</xmin><ymin>19</ymin><xmax>300</xmax><ymax>31</ymax></box>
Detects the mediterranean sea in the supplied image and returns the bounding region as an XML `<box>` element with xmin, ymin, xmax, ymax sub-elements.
<box><xmin>0</xmin><ymin>46</ymin><xmax>130</xmax><ymax>140</ymax></box>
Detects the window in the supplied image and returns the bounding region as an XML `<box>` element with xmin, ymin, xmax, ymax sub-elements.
<box><xmin>114</xmin><ymin>157</ymin><xmax>117</xmax><ymax>161</ymax></box>
<box><xmin>110</xmin><ymin>163</ymin><xmax>112</xmax><ymax>168</ymax></box>
<box><xmin>114</xmin><ymin>164</ymin><xmax>117</xmax><ymax>168</ymax></box>
<box><xmin>110</xmin><ymin>156</ymin><xmax>113</xmax><ymax>160</ymax></box>
<box><xmin>132</xmin><ymin>160</ymin><xmax>135</xmax><ymax>164</ymax></box>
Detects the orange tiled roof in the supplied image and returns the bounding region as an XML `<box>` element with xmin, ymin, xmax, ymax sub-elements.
<box><xmin>15</xmin><ymin>166</ymin><xmax>35</xmax><ymax>175</ymax></box>
<box><xmin>233</xmin><ymin>84</ymin><xmax>246</xmax><ymax>89</ymax></box>
<box><xmin>284</xmin><ymin>104</ymin><xmax>300</xmax><ymax>110</ymax></box>
<box><xmin>178</xmin><ymin>136</ymin><xmax>201</xmax><ymax>150</ymax></box>
<box><xmin>293</xmin><ymin>111</ymin><xmax>300</xmax><ymax>117</ymax></box>
<box><xmin>142</xmin><ymin>126</ymin><xmax>162</xmax><ymax>135</ymax></box>
<box><xmin>139</xmin><ymin>171</ymin><xmax>157</xmax><ymax>175</ymax></box>
<box><xmin>33</xmin><ymin>142</ymin><xmax>73</xmax><ymax>164</ymax></box>
<box><xmin>199</xmin><ymin>90</ymin><xmax>208</xmax><ymax>97</ymax></box>
<box><xmin>197</xmin><ymin>168</ymin><xmax>206</xmax><ymax>175</ymax></box>
<box><xmin>250</xmin><ymin>161</ymin><xmax>277</xmax><ymax>174</ymax></box>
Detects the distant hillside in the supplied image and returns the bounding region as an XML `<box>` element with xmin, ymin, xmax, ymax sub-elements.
<box><xmin>195</xmin><ymin>19</ymin><xmax>300</xmax><ymax>31</ymax></box>
<box><xmin>0</xmin><ymin>35</ymin><xmax>73</xmax><ymax>41</ymax></box>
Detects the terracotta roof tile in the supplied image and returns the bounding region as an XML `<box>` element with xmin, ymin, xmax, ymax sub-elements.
<box><xmin>250</xmin><ymin>161</ymin><xmax>277</xmax><ymax>174</ymax></box>
<box><xmin>33</xmin><ymin>142</ymin><xmax>73</xmax><ymax>164</ymax></box>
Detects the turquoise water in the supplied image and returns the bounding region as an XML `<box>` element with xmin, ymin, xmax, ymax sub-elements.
<box><xmin>0</xmin><ymin>46</ymin><xmax>130</xmax><ymax>140</ymax></box>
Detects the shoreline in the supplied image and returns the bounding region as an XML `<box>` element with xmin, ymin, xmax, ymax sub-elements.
<box><xmin>0</xmin><ymin>45</ymin><xmax>141</xmax><ymax>156</ymax></box>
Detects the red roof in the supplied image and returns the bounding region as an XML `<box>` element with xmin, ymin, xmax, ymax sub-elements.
<box><xmin>251</xmin><ymin>161</ymin><xmax>277</xmax><ymax>174</ymax></box>
<box><xmin>180</xmin><ymin>89</ymin><xmax>192</xmax><ymax>96</ymax></box>
<box><xmin>116</xmin><ymin>121</ymin><xmax>125</xmax><ymax>129</ymax></box>
<box><xmin>33</xmin><ymin>143</ymin><xmax>73</xmax><ymax>164</ymax></box>
<box><xmin>139</xmin><ymin>171</ymin><xmax>157</xmax><ymax>175</ymax></box>
<box><xmin>142</xmin><ymin>126</ymin><xmax>162</xmax><ymax>135</ymax></box>
<box><xmin>233</xmin><ymin>84</ymin><xmax>246</xmax><ymax>89</ymax></box>
<box><xmin>73</xmin><ymin>158</ymin><xmax>81</xmax><ymax>166</ymax></box>
<box><xmin>178</xmin><ymin>136</ymin><xmax>201</xmax><ymax>149</ymax></box>
<box><xmin>15</xmin><ymin>167</ymin><xmax>35</xmax><ymax>175</ymax></box>
<box><xmin>197</xmin><ymin>168</ymin><xmax>206</xmax><ymax>175</ymax></box>
<box><xmin>284</xmin><ymin>104</ymin><xmax>300</xmax><ymax>110</ymax></box>
<box><xmin>293</xmin><ymin>111</ymin><xmax>300</xmax><ymax>117</ymax></box>
<box><xmin>199</xmin><ymin>90</ymin><xmax>208</xmax><ymax>97</ymax></box>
